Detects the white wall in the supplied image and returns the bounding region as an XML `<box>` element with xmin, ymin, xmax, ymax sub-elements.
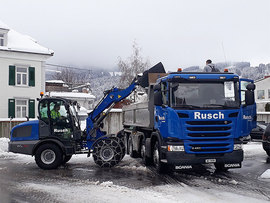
<box><xmin>0</xmin><ymin>51</ymin><xmax>51</xmax><ymax>118</ymax></box>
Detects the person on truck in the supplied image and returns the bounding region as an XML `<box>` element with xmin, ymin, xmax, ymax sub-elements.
<box><xmin>203</xmin><ymin>59</ymin><xmax>220</xmax><ymax>72</ymax></box>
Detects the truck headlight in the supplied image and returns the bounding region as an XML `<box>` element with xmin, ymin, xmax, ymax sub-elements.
<box><xmin>233</xmin><ymin>144</ymin><xmax>242</xmax><ymax>150</ymax></box>
<box><xmin>168</xmin><ymin>145</ymin><xmax>185</xmax><ymax>152</ymax></box>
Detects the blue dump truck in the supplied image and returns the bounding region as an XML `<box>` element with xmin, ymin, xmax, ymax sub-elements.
<box><xmin>123</xmin><ymin>63</ymin><xmax>256</xmax><ymax>172</ymax></box>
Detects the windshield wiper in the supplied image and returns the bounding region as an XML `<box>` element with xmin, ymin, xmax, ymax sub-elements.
<box><xmin>203</xmin><ymin>104</ymin><xmax>236</xmax><ymax>109</ymax></box>
<box><xmin>174</xmin><ymin>104</ymin><xmax>201</xmax><ymax>109</ymax></box>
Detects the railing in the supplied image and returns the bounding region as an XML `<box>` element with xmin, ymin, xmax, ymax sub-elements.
<box><xmin>257</xmin><ymin>112</ymin><xmax>270</xmax><ymax>123</ymax></box>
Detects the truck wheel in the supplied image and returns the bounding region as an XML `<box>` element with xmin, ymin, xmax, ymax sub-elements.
<box><xmin>263</xmin><ymin>142</ymin><xmax>270</xmax><ymax>156</ymax></box>
<box><xmin>35</xmin><ymin>144</ymin><xmax>63</xmax><ymax>170</ymax></box>
<box><xmin>141</xmin><ymin>140</ymin><xmax>152</xmax><ymax>166</ymax></box>
<box><xmin>128</xmin><ymin>136</ymin><xmax>139</xmax><ymax>158</ymax></box>
<box><xmin>93</xmin><ymin>138</ymin><xmax>122</xmax><ymax>167</ymax></box>
<box><xmin>153</xmin><ymin>141</ymin><xmax>167</xmax><ymax>173</ymax></box>
<box><xmin>62</xmin><ymin>155</ymin><xmax>72</xmax><ymax>164</ymax></box>
<box><xmin>214</xmin><ymin>163</ymin><xmax>229</xmax><ymax>172</ymax></box>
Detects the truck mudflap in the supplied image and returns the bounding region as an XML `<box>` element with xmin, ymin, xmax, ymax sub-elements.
<box><xmin>163</xmin><ymin>150</ymin><xmax>243</xmax><ymax>170</ymax></box>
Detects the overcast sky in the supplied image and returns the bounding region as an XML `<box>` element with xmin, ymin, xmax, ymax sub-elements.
<box><xmin>1</xmin><ymin>0</ymin><xmax>270</xmax><ymax>71</ymax></box>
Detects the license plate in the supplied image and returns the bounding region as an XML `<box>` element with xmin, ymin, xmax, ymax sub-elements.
<box><xmin>205</xmin><ymin>159</ymin><xmax>216</xmax><ymax>163</ymax></box>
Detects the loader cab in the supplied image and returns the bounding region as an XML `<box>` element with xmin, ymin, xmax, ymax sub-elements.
<box><xmin>38</xmin><ymin>98</ymin><xmax>81</xmax><ymax>141</ymax></box>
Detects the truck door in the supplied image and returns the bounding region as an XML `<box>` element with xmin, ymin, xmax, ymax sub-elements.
<box><xmin>240</xmin><ymin>79</ymin><xmax>256</xmax><ymax>137</ymax></box>
<box><xmin>49</xmin><ymin>101</ymin><xmax>74</xmax><ymax>140</ymax></box>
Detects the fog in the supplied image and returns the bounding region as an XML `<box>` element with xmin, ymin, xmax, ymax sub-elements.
<box><xmin>1</xmin><ymin>0</ymin><xmax>270</xmax><ymax>70</ymax></box>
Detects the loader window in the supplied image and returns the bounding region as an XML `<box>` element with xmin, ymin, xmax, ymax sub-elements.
<box><xmin>39</xmin><ymin>100</ymin><xmax>49</xmax><ymax>124</ymax></box>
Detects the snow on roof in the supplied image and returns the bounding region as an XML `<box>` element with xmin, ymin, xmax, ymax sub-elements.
<box><xmin>48</xmin><ymin>91</ymin><xmax>96</xmax><ymax>99</ymax></box>
<box><xmin>46</xmin><ymin>80</ymin><xmax>65</xmax><ymax>84</ymax></box>
<box><xmin>0</xmin><ymin>21</ymin><xmax>9</xmax><ymax>30</ymax></box>
<box><xmin>0</xmin><ymin>20</ymin><xmax>54</xmax><ymax>55</ymax></box>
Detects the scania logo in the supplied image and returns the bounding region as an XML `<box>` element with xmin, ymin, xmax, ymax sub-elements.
<box><xmin>194</xmin><ymin>112</ymin><xmax>224</xmax><ymax>119</ymax></box>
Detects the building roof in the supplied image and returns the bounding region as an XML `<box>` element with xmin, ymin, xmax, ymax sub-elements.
<box><xmin>48</xmin><ymin>91</ymin><xmax>96</xmax><ymax>99</ymax></box>
<box><xmin>0</xmin><ymin>20</ymin><xmax>54</xmax><ymax>56</ymax></box>
<box><xmin>254</xmin><ymin>76</ymin><xmax>270</xmax><ymax>84</ymax></box>
<box><xmin>46</xmin><ymin>80</ymin><xmax>65</xmax><ymax>84</ymax></box>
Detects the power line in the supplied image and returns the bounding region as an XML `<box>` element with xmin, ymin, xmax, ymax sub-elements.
<box><xmin>45</xmin><ymin>63</ymin><xmax>92</xmax><ymax>72</ymax></box>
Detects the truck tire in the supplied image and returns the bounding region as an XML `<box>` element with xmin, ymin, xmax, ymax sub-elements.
<box><xmin>93</xmin><ymin>138</ymin><xmax>122</xmax><ymax>167</ymax></box>
<box><xmin>153</xmin><ymin>141</ymin><xmax>167</xmax><ymax>173</ymax></box>
<box><xmin>140</xmin><ymin>140</ymin><xmax>152</xmax><ymax>166</ymax></box>
<box><xmin>128</xmin><ymin>136</ymin><xmax>139</xmax><ymax>158</ymax></box>
<box><xmin>263</xmin><ymin>142</ymin><xmax>270</xmax><ymax>156</ymax></box>
<box><xmin>214</xmin><ymin>163</ymin><xmax>229</xmax><ymax>172</ymax></box>
<box><xmin>35</xmin><ymin>144</ymin><xmax>63</xmax><ymax>170</ymax></box>
<box><xmin>62</xmin><ymin>155</ymin><xmax>72</xmax><ymax>164</ymax></box>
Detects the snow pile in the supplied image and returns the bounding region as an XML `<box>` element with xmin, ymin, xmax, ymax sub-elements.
<box><xmin>243</xmin><ymin>142</ymin><xmax>265</xmax><ymax>157</ymax></box>
<box><xmin>0</xmin><ymin>138</ymin><xmax>9</xmax><ymax>155</ymax></box>
<box><xmin>260</xmin><ymin>169</ymin><xmax>270</xmax><ymax>179</ymax></box>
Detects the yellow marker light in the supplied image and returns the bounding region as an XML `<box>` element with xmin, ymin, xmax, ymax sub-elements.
<box><xmin>118</xmin><ymin>95</ymin><xmax>121</xmax><ymax>98</ymax></box>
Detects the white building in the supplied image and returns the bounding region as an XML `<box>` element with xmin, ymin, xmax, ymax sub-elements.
<box><xmin>254</xmin><ymin>76</ymin><xmax>270</xmax><ymax>112</ymax></box>
<box><xmin>0</xmin><ymin>21</ymin><xmax>53</xmax><ymax>118</ymax></box>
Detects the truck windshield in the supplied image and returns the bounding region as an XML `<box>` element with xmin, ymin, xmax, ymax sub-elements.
<box><xmin>170</xmin><ymin>81</ymin><xmax>240</xmax><ymax>109</ymax></box>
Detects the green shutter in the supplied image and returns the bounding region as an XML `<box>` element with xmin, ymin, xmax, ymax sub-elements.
<box><xmin>29</xmin><ymin>67</ymin><xmax>35</xmax><ymax>87</ymax></box>
<box><xmin>8</xmin><ymin>99</ymin><xmax>15</xmax><ymax>118</ymax></box>
<box><xmin>29</xmin><ymin>99</ymin><xmax>35</xmax><ymax>118</ymax></box>
<box><xmin>9</xmin><ymin>66</ymin><xmax>15</xmax><ymax>86</ymax></box>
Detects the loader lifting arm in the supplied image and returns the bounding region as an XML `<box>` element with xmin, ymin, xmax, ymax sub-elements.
<box><xmin>86</xmin><ymin>81</ymin><xmax>137</xmax><ymax>139</ymax></box>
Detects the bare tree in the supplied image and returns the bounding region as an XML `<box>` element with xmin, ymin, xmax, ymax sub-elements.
<box><xmin>118</xmin><ymin>41</ymin><xmax>150</xmax><ymax>88</ymax></box>
<box><xmin>52</xmin><ymin>68</ymin><xmax>90</xmax><ymax>85</ymax></box>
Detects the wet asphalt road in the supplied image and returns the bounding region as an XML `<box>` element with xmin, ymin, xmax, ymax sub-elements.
<box><xmin>0</xmin><ymin>142</ymin><xmax>270</xmax><ymax>203</ymax></box>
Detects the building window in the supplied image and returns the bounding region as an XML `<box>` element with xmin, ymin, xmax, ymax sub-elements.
<box><xmin>16</xmin><ymin>99</ymin><xmax>28</xmax><ymax>118</ymax></box>
<box><xmin>0</xmin><ymin>33</ymin><xmax>4</xmax><ymax>46</ymax></box>
<box><xmin>257</xmin><ymin>90</ymin><xmax>265</xmax><ymax>99</ymax></box>
<box><xmin>16</xmin><ymin>67</ymin><xmax>28</xmax><ymax>86</ymax></box>
<box><xmin>268</xmin><ymin>89</ymin><xmax>270</xmax><ymax>99</ymax></box>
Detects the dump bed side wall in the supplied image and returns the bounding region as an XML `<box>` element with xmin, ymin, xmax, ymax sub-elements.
<box><xmin>123</xmin><ymin>86</ymin><xmax>155</xmax><ymax>129</ymax></box>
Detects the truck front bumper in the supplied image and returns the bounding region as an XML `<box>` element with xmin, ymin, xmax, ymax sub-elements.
<box><xmin>163</xmin><ymin>150</ymin><xmax>243</xmax><ymax>168</ymax></box>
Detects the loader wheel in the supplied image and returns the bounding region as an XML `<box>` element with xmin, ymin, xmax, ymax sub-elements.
<box><xmin>128</xmin><ymin>136</ymin><xmax>140</xmax><ymax>158</ymax></box>
<box><xmin>62</xmin><ymin>155</ymin><xmax>72</xmax><ymax>164</ymax></box>
<box><xmin>35</xmin><ymin>144</ymin><xmax>63</xmax><ymax>170</ymax></box>
<box><xmin>153</xmin><ymin>141</ymin><xmax>167</xmax><ymax>173</ymax></box>
<box><xmin>92</xmin><ymin>138</ymin><xmax>122</xmax><ymax>167</ymax></box>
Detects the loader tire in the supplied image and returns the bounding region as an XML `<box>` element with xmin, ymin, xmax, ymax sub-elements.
<box><xmin>93</xmin><ymin>138</ymin><xmax>122</xmax><ymax>167</ymax></box>
<box><xmin>35</xmin><ymin>144</ymin><xmax>63</xmax><ymax>170</ymax></box>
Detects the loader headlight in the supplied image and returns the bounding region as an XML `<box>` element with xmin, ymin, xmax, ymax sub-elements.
<box><xmin>168</xmin><ymin>145</ymin><xmax>185</xmax><ymax>152</ymax></box>
<box><xmin>233</xmin><ymin>144</ymin><xmax>242</xmax><ymax>150</ymax></box>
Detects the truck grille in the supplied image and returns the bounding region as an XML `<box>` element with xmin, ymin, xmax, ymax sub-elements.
<box><xmin>184</xmin><ymin>119</ymin><xmax>234</xmax><ymax>154</ymax></box>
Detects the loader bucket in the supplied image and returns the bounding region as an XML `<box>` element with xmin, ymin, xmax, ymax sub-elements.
<box><xmin>138</xmin><ymin>62</ymin><xmax>166</xmax><ymax>88</ymax></box>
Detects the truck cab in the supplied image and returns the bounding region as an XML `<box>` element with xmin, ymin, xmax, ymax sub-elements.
<box><xmin>123</xmin><ymin>70</ymin><xmax>256</xmax><ymax>172</ymax></box>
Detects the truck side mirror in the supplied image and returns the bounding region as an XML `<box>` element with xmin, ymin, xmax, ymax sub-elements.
<box><xmin>154</xmin><ymin>91</ymin><xmax>163</xmax><ymax>106</ymax></box>
<box><xmin>245</xmin><ymin>90</ymin><xmax>255</xmax><ymax>105</ymax></box>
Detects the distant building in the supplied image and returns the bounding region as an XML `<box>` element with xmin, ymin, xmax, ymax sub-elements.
<box><xmin>254</xmin><ymin>76</ymin><xmax>270</xmax><ymax>111</ymax></box>
<box><xmin>0</xmin><ymin>20</ymin><xmax>53</xmax><ymax>118</ymax></box>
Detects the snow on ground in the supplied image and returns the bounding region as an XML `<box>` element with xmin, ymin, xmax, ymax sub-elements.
<box><xmin>243</xmin><ymin>142</ymin><xmax>265</xmax><ymax>157</ymax></box>
<box><xmin>260</xmin><ymin>169</ymin><xmax>270</xmax><ymax>179</ymax></box>
<box><xmin>19</xmin><ymin>179</ymin><xmax>265</xmax><ymax>203</ymax></box>
<box><xmin>0</xmin><ymin>138</ymin><xmax>268</xmax><ymax>203</ymax></box>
